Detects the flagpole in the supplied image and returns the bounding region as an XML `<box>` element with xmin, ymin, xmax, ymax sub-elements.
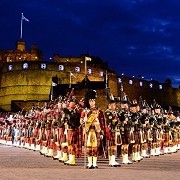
<box><xmin>84</xmin><ymin>57</ymin><xmax>87</xmax><ymax>87</ymax></box>
<box><xmin>84</xmin><ymin>56</ymin><xmax>91</xmax><ymax>87</ymax></box>
<box><xmin>105</xmin><ymin>70</ymin><xmax>108</xmax><ymax>89</ymax></box>
<box><xmin>69</xmin><ymin>71</ymin><xmax>72</xmax><ymax>89</ymax></box>
<box><xmin>20</xmin><ymin>13</ymin><xmax>23</xmax><ymax>39</ymax></box>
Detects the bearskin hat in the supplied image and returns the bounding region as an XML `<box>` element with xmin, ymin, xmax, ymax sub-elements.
<box><xmin>129</xmin><ymin>100</ymin><xmax>137</xmax><ymax>107</ymax></box>
<box><xmin>84</xmin><ymin>89</ymin><xmax>97</xmax><ymax>108</ymax></box>
<box><xmin>175</xmin><ymin>121</ymin><xmax>180</xmax><ymax>126</ymax></box>
<box><xmin>163</xmin><ymin>117</ymin><xmax>167</xmax><ymax>124</ymax></box>
<box><xmin>149</xmin><ymin>116</ymin><xmax>155</xmax><ymax>125</ymax></box>
<box><xmin>174</xmin><ymin>111</ymin><xmax>180</xmax><ymax>117</ymax></box>
<box><xmin>157</xmin><ymin>117</ymin><xmax>163</xmax><ymax>125</ymax></box>
<box><xmin>170</xmin><ymin>121</ymin><xmax>175</xmax><ymax>128</ymax></box>
<box><xmin>131</xmin><ymin>113</ymin><xmax>138</xmax><ymax>122</ymax></box>
<box><xmin>139</xmin><ymin>115</ymin><xmax>146</xmax><ymax>124</ymax></box>
<box><xmin>119</xmin><ymin>111</ymin><xmax>128</xmax><ymax>122</ymax></box>
<box><xmin>5</xmin><ymin>119</ymin><xmax>9</xmax><ymax>124</ymax></box>
<box><xmin>155</xmin><ymin>104</ymin><xmax>161</xmax><ymax>109</ymax></box>
<box><xmin>108</xmin><ymin>93</ymin><xmax>116</xmax><ymax>104</ymax></box>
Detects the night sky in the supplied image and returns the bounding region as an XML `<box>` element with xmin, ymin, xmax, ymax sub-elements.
<box><xmin>0</xmin><ymin>0</ymin><xmax>180</xmax><ymax>87</ymax></box>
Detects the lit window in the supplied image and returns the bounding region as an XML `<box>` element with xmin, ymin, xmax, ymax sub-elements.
<box><xmin>159</xmin><ymin>85</ymin><xmax>162</xmax><ymax>89</ymax></box>
<box><xmin>23</xmin><ymin>63</ymin><xmax>28</xmax><ymax>69</ymax></box>
<box><xmin>58</xmin><ymin>65</ymin><xmax>64</xmax><ymax>71</ymax></box>
<box><xmin>41</xmin><ymin>63</ymin><xmax>46</xmax><ymax>69</ymax></box>
<box><xmin>118</xmin><ymin>78</ymin><xmax>122</xmax><ymax>83</ymax></box>
<box><xmin>129</xmin><ymin>80</ymin><xmax>133</xmax><ymax>84</ymax></box>
<box><xmin>87</xmin><ymin>69</ymin><xmax>92</xmax><ymax>74</ymax></box>
<box><xmin>7</xmin><ymin>57</ymin><xmax>10</xmax><ymax>62</ymax></box>
<box><xmin>140</xmin><ymin>82</ymin><xmax>143</xmax><ymax>86</ymax></box>
<box><xmin>100</xmin><ymin>71</ymin><xmax>104</xmax><ymax>77</ymax></box>
<box><xmin>8</xmin><ymin>65</ymin><xmax>13</xmax><ymax>71</ymax></box>
<box><xmin>75</xmin><ymin>67</ymin><xmax>80</xmax><ymax>72</ymax></box>
<box><xmin>150</xmin><ymin>83</ymin><xmax>153</xmax><ymax>88</ymax></box>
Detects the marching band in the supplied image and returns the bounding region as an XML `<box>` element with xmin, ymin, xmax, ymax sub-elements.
<box><xmin>0</xmin><ymin>88</ymin><xmax>180</xmax><ymax>168</ymax></box>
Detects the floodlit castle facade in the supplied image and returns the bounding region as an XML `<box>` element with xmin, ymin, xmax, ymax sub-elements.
<box><xmin>0</xmin><ymin>41</ymin><xmax>179</xmax><ymax>111</ymax></box>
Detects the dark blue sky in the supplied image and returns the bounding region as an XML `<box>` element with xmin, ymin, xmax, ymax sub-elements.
<box><xmin>0</xmin><ymin>0</ymin><xmax>180</xmax><ymax>87</ymax></box>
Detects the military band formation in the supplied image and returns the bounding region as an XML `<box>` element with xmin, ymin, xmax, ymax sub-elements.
<box><xmin>0</xmin><ymin>88</ymin><xmax>180</xmax><ymax>169</ymax></box>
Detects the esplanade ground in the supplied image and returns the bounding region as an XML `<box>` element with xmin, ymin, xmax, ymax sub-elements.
<box><xmin>0</xmin><ymin>143</ymin><xmax>179</xmax><ymax>180</ymax></box>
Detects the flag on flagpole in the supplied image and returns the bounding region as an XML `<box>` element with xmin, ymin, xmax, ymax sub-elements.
<box><xmin>22</xmin><ymin>13</ymin><xmax>29</xmax><ymax>22</ymax></box>
<box><xmin>20</xmin><ymin>13</ymin><xmax>29</xmax><ymax>39</ymax></box>
<box><xmin>85</xmin><ymin>56</ymin><xmax>92</xmax><ymax>61</ymax></box>
<box><xmin>52</xmin><ymin>82</ymin><xmax>57</xmax><ymax>86</ymax></box>
<box><xmin>105</xmin><ymin>70</ymin><xmax>108</xmax><ymax>88</ymax></box>
<box><xmin>70</xmin><ymin>72</ymin><xmax>76</xmax><ymax>77</ymax></box>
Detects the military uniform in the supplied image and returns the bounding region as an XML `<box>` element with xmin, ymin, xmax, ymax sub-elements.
<box><xmin>162</xmin><ymin>117</ymin><xmax>171</xmax><ymax>154</ymax></box>
<box><xmin>105</xmin><ymin>102</ymin><xmax>121</xmax><ymax>167</ymax></box>
<box><xmin>46</xmin><ymin>115</ymin><xmax>56</xmax><ymax>157</ymax></box>
<box><xmin>119</xmin><ymin>112</ymin><xmax>133</xmax><ymax>164</ymax></box>
<box><xmin>53</xmin><ymin>115</ymin><xmax>64</xmax><ymax>160</ymax></box>
<box><xmin>169</xmin><ymin>121</ymin><xmax>178</xmax><ymax>153</ymax></box>
<box><xmin>131</xmin><ymin>113</ymin><xmax>143</xmax><ymax>162</ymax></box>
<box><xmin>34</xmin><ymin>119</ymin><xmax>41</xmax><ymax>151</ymax></box>
<box><xmin>62</xmin><ymin>100</ymin><xmax>81</xmax><ymax>165</ymax></box>
<box><xmin>140</xmin><ymin>115</ymin><xmax>150</xmax><ymax>158</ymax></box>
<box><xmin>39</xmin><ymin>118</ymin><xmax>47</xmax><ymax>155</ymax></box>
<box><xmin>81</xmin><ymin>89</ymin><xmax>102</xmax><ymax>169</ymax></box>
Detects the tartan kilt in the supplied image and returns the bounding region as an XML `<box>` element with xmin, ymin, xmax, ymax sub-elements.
<box><xmin>58</xmin><ymin>127</ymin><xmax>64</xmax><ymax>144</ymax></box>
<box><xmin>76</xmin><ymin>127</ymin><xmax>82</xmax><ymax>157</ymax></box>
<box><xmin>107</xmin><ymin>132</ymin><xmax>116</xmax><ymax>147</ymax></box>
<box><xmin>96</xmin><ymin>131</ymin><xmax>101</xmax><ymax>147</ymax></box>
<box><xmin>134</xmin><ymin>131</ymin><xmax>140</xmax><ymax>144</ymax></box>
<box><xmin>67</xmin><ymin>129</ymin><xmax>77</xmax><ymax>145</ymax></box>
<box><xmin>164</xmin><ymin>132</ymin><xmax>169</xmax><ymax>142</ymax></box>
<box><xmin>53</xmin><ymin>129</ymin><xmax>58</xmax><ymax>142</ymax></box>
<box><xmin>33</xmin><ymin>127</ymin><xmax>39</xmax><ymax>138</ymax></box>
<box><xmin>122</xmin><ymin>131</ymin><xmax>131</xmax><ymax>144</ymax></box>
<box><xmin>41</xmin><ymin>128</ymin><xmax>46</xmax><ymax>141</ymax></box>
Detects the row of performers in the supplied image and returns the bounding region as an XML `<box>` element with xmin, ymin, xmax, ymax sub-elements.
<box><xmin>0</xmin><ymin>89</ymin><xmax>180</xmax><ymax>169</ymax></box>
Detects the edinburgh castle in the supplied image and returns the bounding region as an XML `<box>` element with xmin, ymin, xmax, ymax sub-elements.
<box><xmin>0</xmin><ymin>41</ymin><xmax>179</xmax><ymax>112</ymax></box>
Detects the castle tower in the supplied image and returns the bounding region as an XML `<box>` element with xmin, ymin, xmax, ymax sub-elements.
<box><xmin>16</xmin><ymin>41</ymin><xmax>26</xmax><ymax>51</ymax></box>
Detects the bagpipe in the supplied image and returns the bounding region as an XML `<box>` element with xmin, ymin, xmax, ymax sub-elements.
<box><xmin>85</xmin><ymin>108</ymin><xmax>100</xmax><ymax>132</ymax></box>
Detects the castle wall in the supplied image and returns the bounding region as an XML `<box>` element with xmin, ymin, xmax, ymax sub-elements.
<box><xmin>0</xmin><ymin>60</ymin><xmax>179</xmax><ymax>112</ymax></box>
<box><xmin>117</xmin><ymin>76</ymin><xmax>180</xmax><ymax>108</ymax></box>
<box><xmin>0</xmin><ymin>62</ymin><xmax>63</xmax><ymax>111</ymax></box>
<box><xmin>0</xmin><ymin>61</ymin><xmax>110</xmax><ymax>111</ymax></box>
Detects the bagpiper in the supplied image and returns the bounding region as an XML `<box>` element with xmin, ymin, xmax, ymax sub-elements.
<box><xmin>119</xmin><ymin>111</ymin><xmax>133</xmax><ymax>164</ymax></box>
<box><xmin>131</xmin><ymin>113</ymin><xmax>143</xmax><ymax>162</ymax></box>
<box><xmin>80</xmin><ymin>89</ymin><xmax>103</xmax><ymax>169</ymax></box>
<box><xmin>105</xmin><ymin>94</ymin><xmax>121</xmax><ymax>167</ymax></box>
<box><xmin>62</xmin><ymin>96</ymin><xmax>81</xmax><ymax>166</ymax></box>
<box><xmin>53</xmin><ymin>96</ymin><xmax>64</xmax><ymax>160</ymax></box>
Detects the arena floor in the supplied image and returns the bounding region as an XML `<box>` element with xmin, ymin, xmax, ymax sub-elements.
<box><xmin>0</xmin><ymin>144</ymin><xmax>180</xmax><ymax>180</ymax></box>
